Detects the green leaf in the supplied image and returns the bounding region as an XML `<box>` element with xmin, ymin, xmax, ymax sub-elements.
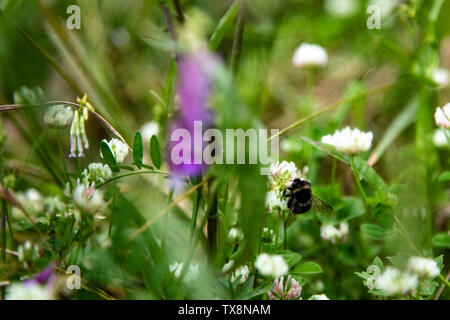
<box><xmin>372</xmin><ymin>256</ymin><xmax>384</xmax><ymax>270</ymax></box>
<box><xmin>291</xmin><ymin>261</ymin><xmax>323</xmax><ymax>275</ymax></box>
<box><xmin>100</xmin><ymin>141</ymin><xmax>119</xmax><ymax>172</ymax></box>
<box><xmin>133</xmin><ymin>132</ymin><xmax>143</xmax><ymax>169</ymax></box>
<box><xmin>432</xmin><ymin>233</ymin><xmax>450</xmax><ymax>248</ymax></box>
<box><xmin>150</xmin><ymin>135</ymin><xmax>161</xmax><ymax>169</ymax></box>
<box><xmin>209</xmin><ymin>0</ymin><xmax>241</xmax><ymax>51</ymax></box>
<box><xmin>361</xmin><ymin>223</ymin><xmax>387</xmax><ymax>239</ymax></box>
<box><xmin>336</xmin><ymin>196</ymin><xmax>365</xmax><ymax>221</ymax></box>
<box><xmin>278</xmin><ymin>250</ymin><xmax>302</xmax><ymax>269</ymax></box>
<box><xmin>439</xmin><ymin>171</ymin><xmax>450</xmax><ymax>182</ymax></box>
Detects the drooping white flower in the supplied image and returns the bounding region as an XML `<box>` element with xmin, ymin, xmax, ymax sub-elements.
<box><xmin>320</xmin><ymin>222</ymin><xmax>349</xmax><ymax>244</ymax></box>
<box><xmin>44</xmin><ymin>105</ymin><xmax>73</xmax><ymax>128</ymax></box>
<box><xmin>292</xmin><ymin>43</ymin><xmax>328</xmax><ymax>68</ymax></box>
<box><xmin>82</xmin><ymin>163</ymin><xmax>113</xmax><ymax>185</ymax></box>
<box><xmin>222</xmin><ymin>261</ymin><xmax>250</xmax><ymax>284</ymax></box>
<box><xmin>321</xmin><ymin>127</ymin><xmax>373</xmax><ymax>155</ymax></box>
<box><xmin>72</xmin><ymin>183</ymin><xmax>104</xmax><ymax>213</ymax></box>
<box><xmin>324</xmin><ymin>0</ymin><xmax>359</xmax><ymax>18</ymax></box>
<box><xmin>407</xmin><ymin>257</ymin><xmax>440</xmax><ymax>279</ymax></box>
<box><xmin>101</xmin><ymin>138</ymin><xmax>129</xmax><ymax>163</ymax></box>
<box><xmin>368</xmin><ymin>0</ymin><xmax>399</xmax><ymax>17</ymax></box>
<box><xmin>140</xmin><ymin>121</ymin><xmax>160</xmax><ymax>142</ymax></box>
<box><xmin>17</xmin><ymin>241</ymin><xmax>40</xmax><ymax>268</ymax></box>
<box><xmin>434</xmin><ymin>103</ymin><xmax>450</xmax><ymax>129</ymax></box>
<box><xmin>7</xmin><ymin>282</ymin><xmax>54</xmax><ymax>300</ymax></box>
<box><xmin>309</xmin><ymin>293</ymin><xmax>330</xmax><ymax>300</ymax></box>
<box><xmin>266</xmin><ymin>190</ymin><xmax>288</xmax><ymax>213</ymax></box>
<box><xmin>433</xmin><ymin>68</ymin><xmax>449</xmax><ymax>88</ymax></box>
<box><xmin>255</xmin><ymin>253</ymin><xmax>288</xmax><ymax>279</ymax></box>
<box><xmin>433</xmin><ymin>129</ymin><xmax>449</xmax><ymax>148</ymax></box>
<box><xmin>268</xmin><ymin>276</ymin><xmax>302</xmax><ymax>300</ymax></box>
<box><xmin>169</xmin><ymin>262</ymin><xmax>200</xmax><ymax>282</ymax></box>
<box><xmin>227</xmin><ymin>227</ymin><xmax>244</xmax><ymax>242</ymax></box>
<box><xmin>169</xmin><ymin>262</ymin><xmax>184</xmax><ymax>278</ymax></box>
<box><xmin>375</xmin><ymin>267</ymin><xmax>418</xmax><ymax>297</ymax></box>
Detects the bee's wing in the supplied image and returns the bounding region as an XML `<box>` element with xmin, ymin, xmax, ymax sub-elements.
<box><xmin>311</xmin><ymin>194</ymin><xmax>334</xmax><ymax>214</ymax></box>
<box><xmin>284</xmin><ymin>210</ymin><xmax>297</xmax><ymax>229</ymax></box>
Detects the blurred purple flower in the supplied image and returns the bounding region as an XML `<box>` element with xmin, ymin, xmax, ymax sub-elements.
<box><xmin>167</xmin><ymin>51</ymin><xmax>218</xmax><ymax>178</ymax></box>
<box><xmin>26</xmin><ymin>261</ymin><xmax>57</xmax><ymax>289</ymax></box>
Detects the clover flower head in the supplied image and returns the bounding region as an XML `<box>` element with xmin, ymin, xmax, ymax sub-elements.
<box><xmin>102</xmin><ymin>138</ymin><xmax>129</xmax><ymax>163</ymax></box>
<box><xmin>309</xmin><ymin>294</ymin><xmax>330</xmax><ymax>300</ymax></box>
<box><xmin>434</xmin><ymin>103</ymin><xmax>450</xmax><ymax>129</ymax></box>
<box><xmin>375</xmin><ymin>267</ymin><xmax>418</xmax><ymax>297</ymax></box>
<box><xmin>292</xmin><ymin>43</ymin><xmax>328</xmax><ymax>68</ymax></box>
<box><xmin>268</xmin><ymin>276</ymin><xmax>302</xmax><ymax>300</ymax></box>
<box><xmin>266</xmin><ymin>190</ymin><xmax>288</xmax><ymax>213</ymax></box>
<box><xmin>321</xmin><ymin>127</ymin><xmax>373</xmax><ymax>155</ymax></box>
<box><xmin>222</xmin><ymin>261</ymin><xmax>250</xmax><ymax>284</ymax></box>
<box><xmin>72</xmin><ymin>183</ymin><xmax>104</xmax><ymax>213</ymax></box>
<box><xmin>44</xmin><ymin>105</ymin><xmax>73</xmax><ymax>128</ymax></box>
<box><xmin>433</xmin><ymin>129</ymin><xmax>449</xmax><ymax>148</ymax></box>
<box><xmin>320</xmin><ymin>222</ymin><xmax>349</xmax><ymax>244</ymax></box>
<box><xmin>407</xmin><ymin>257</ymin><xmax>440</xmax><ymax>279</ymax></box>
<box><xmin>269</xmin><ymin>161</ymin><xmax>297</xmax><ymax>190</ymax></box>
<box><xmin>255</xmin><ymin>253</ymin><xmax>288</xmax><ymax>279</ymax></box>
<box><xmin>6</xmin><ymin>282</ymin><xmax>54</xmax><ymax>300</ymax></box>
<box><xmin>432</xmin><ymin>68</ymin><xmax>449</xmax><ymax>88</ymax></box>
<box><xmin>82</xmin><ymin>163</ymin><xmax>113</xmax><ymax>185</ymax></box>
<box><xmin>324</xmin><ymin>0</ymin><xmax>359</xmax><ymax>18</ymax></box>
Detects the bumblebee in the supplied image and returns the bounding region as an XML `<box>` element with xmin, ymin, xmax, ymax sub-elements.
<box><xmin>282</xmin><ymin>178</ymin><xmax>333</xmax><ymax>226</ymax></box>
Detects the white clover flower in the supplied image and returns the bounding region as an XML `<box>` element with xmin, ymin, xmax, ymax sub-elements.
<box><xmin>292</xmin><ymin>43</ymin><xmax>328</xmax><ymax>68</ymax></box>
<box><xmin>82</xmin><ymin>163</ymin><xmax>113</xmax><ymax>185</ymax></box>
<box><xmin>375</xmin><ymin>267</ymin><xmax>418</xmax><ymax>297</ymax></box>
<box><xmin>407</xmin><ymin>257</ymin><xmax>440</xmax><ymax>279</ymax></box>
<box><xmin>227</xmin><ymin>227</ymin><xmax>243</xmax><ymax>242</ymax></box>
<box><xmin>101</xmin><ymin>138</ymin><xmax>129</xmax><ymax>163</ymax></box>
<box><xmin>255</xmin><ymin>253</ymin><xmax>288</xmax><ymax>279</ymax></box>
<box><xmin>140</xmin><ymin>121</ymin><xmax>160</xmax><ymax>141</ymax></box>
<box><xmin>72</xmin><ymin>183</ymin><xmax>104</xmax><ymax>213</ymax></box>
<box><xmin>433</xmin><ymin>68</ymin><xmax>449</xmax><ymax>88</ymax></box>
<box><xmin>17</xmin><ymin>188</ymin><xmax>43</xmax><ymax>213</ymax></box>
<box><xmin>269</xmin><ymin>161</ymin><xmax>297</xmax><ymax>190</ymax></box>
<box><xmin>169</xmin><ymin>262</ymin><xmax>200</xmax><ymax>282</ymax></box>
<box><xmin>266</xmin><ymin>190</ymin><xmax>288</xmax><ymax>213</ymax></box>
<box><xmin>320</xmin><ymin>222</ymin><xmax>349</xmax><ymax>244</ymax></box>
<box><xmin>309</xmin><ymin>293</ymin><xmax>330</xmax><ymax>300</ymax></box>
<box><xmin>434</xmin><ymin>103</ymin><xmax>450</xmax><ymax>129</ymax></box>
<box><xmin>321</xmin><ymin>127</ymin><xmax>373</xmax><ymax>155</ymax></box>
<box><xmin>324</xmin><ymin>0</ymin><xmax>359</xmax><ymax>18</ymax></box>
<box><xmin>368</xmin><ymin>0</ymin><xmax>399</xmax><ymax>17</ymax></box>
<box><xmin>7</xmin><ymin>282</ymin><xmax>54</xmax><ymax>300</ymax></box>
<box><xmin>268</xmin><ymin>276</ymin><xmax>302</xmax><ymax>300</ymax></box>
<box><xmin>43</xmin><ymin>105</ymin><xmax>73</xmax><ymax>128</ymax></box>
<box><xmin>433</xmin><ymin>129</ymin><xmax>449</xmax><ymax>148</ymax></box>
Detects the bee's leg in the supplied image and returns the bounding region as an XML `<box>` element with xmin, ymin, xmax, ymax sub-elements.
<box><xmin>282</xmin><ymin>189</ymin><xmax>290</xmax><ymax>198</ymax></box>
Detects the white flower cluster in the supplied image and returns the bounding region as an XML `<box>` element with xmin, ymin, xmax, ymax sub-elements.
<box><xmin>43</xmin><ymin>105</ymin><xmax>73</xmax><ymax>128</ymax></box>
<box><xmin>82</xmin><ymin>163</ymin><xmax>113</xmax><ymax>185</ymax></box>
<box><xmin>324</xmin><ymin>0</ymin><xmax>359</xmax><ymax>18</ymax></box>
<box><xmin>321</xmin><ymin>127</ymin><xmax>373</xmax><ymax>155</ymax></box>
<box><xmin>375</xmin><ymin>267</ymin><xmax>418</xmax><ymax>297</ymax></box>
<box><xmin>434</xmin><ymin>103</ymin><xmax>450</xmax><ymax>129</ymax></box>
<box><xmin>169</xmin><ymin>262</ymin><xmax>200</xmax><ymax>282</ymax></box>
<box><xmin>222</xmin><ymin>260</ymin><xmax>250</xmax><ymax>284</ymax></box>
<box><xmin>227</xmin><ymin>227</ymin><xmax>244</xmax><ymax>242</ymax></box>
<box><xmin>255</xmin><ymin>253</ymin><xmax>288</xmax><ymax>279</ymax></box>
<box><xmin>17</xmin><ymin>241</ymin><xmax>40</xmax><ymax>268</ymax></box>
<box><xmin>72</xmin><ymin>183</ymin><xmax>104</xmax><ymax>213</ymax></box>
<box><xmin>268</xmin><ymin>276</ymin><xmax>302</xmax><ymax>300</ymax></box>
<box><xmin>292</xmin><ymin>43</ymin><xmax>328</xmax><ymax>68</ymax></box>
<box><xmin>433</xmin><ymin>68</ymin><xmax>449</xmax><ymax>88</ymax></box>
<box><xmin>320</xmin><ymin>222</ymin><xmax>349</xmax><ymax>244</ymax></box>
<box><xmin>102</xmin><ymin>138</ymin><xmax>129</xmax><ymax>163</ymax></box>
<box><xmin>368</xmin><ymin>256</ymin><xmax>440</xmax><ymax>297</ymax></box>
<box><xmin>6</xmin><ymin>282</ymin><xmax>54</xmax><ymax>300</ymax></box>
<box><xmin>267</xmin><ymin>161</ymin><xmax>299</xmax><ymax>213</ymax></box>
<box><xmin>308</xmin><ymin>293</ymin><xmax>330</xmax><ymax>300</ymax></box>
<box><xmin>261</xmin><ymin>227</ymin><xmax>275</xmax><ymax>244</ymax></box>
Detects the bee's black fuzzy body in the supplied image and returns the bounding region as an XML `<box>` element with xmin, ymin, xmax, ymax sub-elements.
<box><xmin>283</xmin><ymin>178</ymin><xmax>312</xmax><ymax>214</ymax></box>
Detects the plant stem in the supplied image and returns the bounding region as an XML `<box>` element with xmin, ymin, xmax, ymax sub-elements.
<box><xmin>1</xmin><ymin>199</ymin><xmax>7</xmax><ymax>300</ymax></box>
<box><xmin>172</xmin><ymin>0</ymin><xmax>184</xmax><ymax>23</ymax></box>
<box><xmin>438</xmin><ymin>274</ymin><xmax>450</xmax><ymax>289</ymax></box>
<box><xmin>351</xmin><ymin>156</ymin><xmax>367</xmax><ymax>202</ymax></box>
<box><xmin>230</xmin><ymin>3</ymin><xmax>246</xmax><ymax>75</ymax></box>
<box><xmin>331</xmin><ymin>158</ymin><xmax>337</xmax><ymax>184</ymax></box>
<box><xmin>190</xmin><ymin>176</ymin><xmax>203</xmax><ymax>241</ymax></box>
<box><xmin>206</xmin><ymin>180</ymin><xmax>219</xmax><ymax>270</ymax></box>
<box><xmin>283</xmin><ymin>211</ymin><xmax>287</xmax><ymax>250</ymax></box>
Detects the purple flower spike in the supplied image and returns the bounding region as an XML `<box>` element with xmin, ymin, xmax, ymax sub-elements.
<box><xmin>26</xmin><ymin>261</ymin><xmax>57</xmax><ymax>289</ymax></box>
